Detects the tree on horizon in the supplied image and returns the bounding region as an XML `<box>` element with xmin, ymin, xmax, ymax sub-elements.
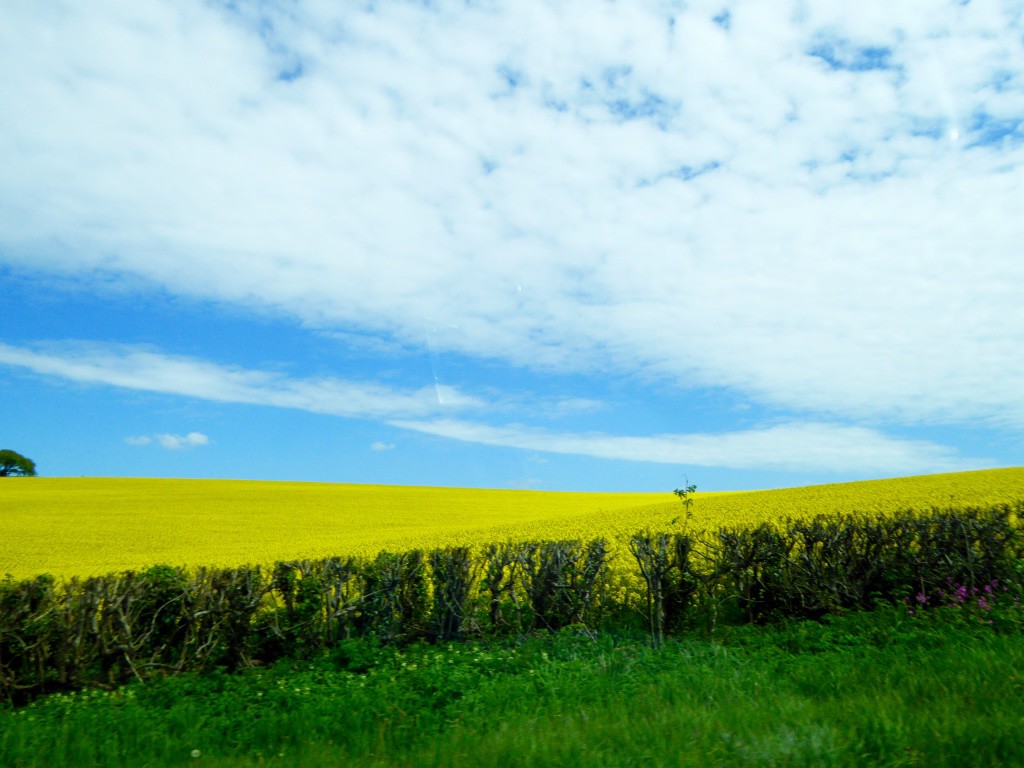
<box><xmin>0</xmin><ymin>449</ymin><xmax>37</xmax><ymax>477</ymax></box>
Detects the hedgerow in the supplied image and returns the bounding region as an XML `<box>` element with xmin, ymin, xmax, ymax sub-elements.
<box><xmin>2</xmin><ymin>501</ymin><xmax>1021</xmax><ymax>706</ymax></box>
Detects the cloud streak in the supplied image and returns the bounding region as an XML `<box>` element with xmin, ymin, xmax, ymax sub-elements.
<box><xmin>0</xmin><ymin>341</ymin><xmax>482</xmax><ymax>420</ymax></box>
<box><xmin>126</xmin><ymin>432</ymin><xmax>209</xmax><ymax>450</ymax></box>
<box><xmin>391</xmin><ymin>418</ymin><xmax>989</xmax><ymax>476</ymax></box>
<box><xmin>0</xmin><ymin>339</ymin><xmax>982</xmax><ymax>474</ymax></box>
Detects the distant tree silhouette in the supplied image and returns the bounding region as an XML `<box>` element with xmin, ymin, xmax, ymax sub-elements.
<box><xmin>0</xmin><ymin>449</ymin><xmax>36</xmax><ymax>477</ymax></box>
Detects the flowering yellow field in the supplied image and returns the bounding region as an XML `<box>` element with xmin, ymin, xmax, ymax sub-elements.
<box><xmin>2</xmin><ymin>468</ymin><xmax>1023</xmax><ymax>580</ymax></box>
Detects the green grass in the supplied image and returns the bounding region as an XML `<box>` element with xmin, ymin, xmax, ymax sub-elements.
<box><xmin>3</xmin><ymin>604</ymin><xmax>1024</xmax><ymax>768</ymax></box>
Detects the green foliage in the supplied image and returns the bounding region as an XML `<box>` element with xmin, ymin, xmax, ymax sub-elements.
<box><xmin>671</xmin><ymin>479</ymin><xmax>697</xmax><ymax>529</ymax></box>
<box><xmin>677</xmin><ymin>501</ymin><xmax>1024</xmax><ymax>628</ymax></box>
<box><xmin>428</xmin><ymin>547</ymin><xmax>475</xmax><ymax>642</ymax></box>
<box><xmin>519</xmin><ymin>539</ymin><xmax>609</xmax><ymax>632</ymax></box>
<box><xmin>0</xmin><ymin>449</ymin><xmax>36</xmax><ymax>477</ymax></box>
<box><xmin>712</xmin><ymin>522</ymin><xmax>792</xmax><ymax>623</ymax></box>
<box><xmin>3</xmin><ymin>610</ymin><xmax>1024</xmax><ymax>767</ymax></box>
<box><xmin>0</xmin><ymin>574</ymin><xmax>59</xmax><ymax>705</ymax></box>
<box><xmin>357</xmin><ymin>550</ymin><xmax>429</xmax><ymax>644</ymax></box>
<box><xmin>480</xmin><ymin>542</ymin><xmax>525</xmax><ymax>632</ymax></box>
<box><xmin>1</xmin><ymin>501</ymin><xmax>1022</xmax><ymax>706</ymax></box>
<box><xmin>902</xmin><ymin>576</ymin><xmax>1024</xmax><ymax>633</ymax></box>
<box><xmin>629</xmin><ymin>531</ymin><xmax>697</xmax><ymax>647</ymax></box>
<box><xmin>259</xmin><ymin>558</ymin><xmax>360</xmax><ymax>659</ymax></box>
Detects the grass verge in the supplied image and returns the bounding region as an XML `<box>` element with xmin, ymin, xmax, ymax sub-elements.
<box><xmin>3</xmin><ymin>604</ymin><xmax>1023</xmax><ymax>767</ymax></box>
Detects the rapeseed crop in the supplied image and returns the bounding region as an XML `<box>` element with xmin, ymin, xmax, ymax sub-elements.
<box><xmin>0</xmin><ymin>479</ymin><xmax>667</xmax><ymax>579</ymax></box>
<box><xmin>2</xmin><ymin>468</ymin><xmax>1022</xmax><ymax>580</ymax></box>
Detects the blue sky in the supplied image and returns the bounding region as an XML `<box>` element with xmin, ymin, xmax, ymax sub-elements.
<box><xmin>1</xmin><ymin>0</ymin><xmax>1023</xmax><ymax>492</ymax></box>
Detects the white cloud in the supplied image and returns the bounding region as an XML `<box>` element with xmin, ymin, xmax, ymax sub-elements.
<box><xmin>157</xmin><ymin>432</ymin><xmax>209</xmax><ymax>450</ymax></box>
<box><xmin>0</xmin><ymin>341</ymin><xmax>484</xmax><ymax>420</ymax></box>
<box><xmin>0</xmin><ymin>340</ymin><xmax>605</xmax><ymax>425</ymax></box>
<box><xmin>391</xmin><ymin>418</ymin><xmax>990</xmax><ymax>476</ymax></box>
<box><xmin>0</xmin><ymin>342</ymin><xmax>986</xmax><ymax>473</ymax></box>
<box><xmin>125</xmin><ymin>432</ymin><xmax>208</xmax><ymax>450</ymax></box>
<box><xmin>1</xmin><ymin>1</ymin><xmax>1023</xmax><ymax>439</ymax></box>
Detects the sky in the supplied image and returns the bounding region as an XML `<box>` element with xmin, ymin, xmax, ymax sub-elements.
<box><xmin>1</xmin><ymin>0</ymin><xmax>1023</xmax><ymax>492</ymax></box>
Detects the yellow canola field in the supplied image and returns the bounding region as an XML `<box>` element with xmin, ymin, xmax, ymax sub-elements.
<box><xmin>2</xmin><ymin>468</ymin><xmax>1023</xmax><ymax>581</ymax></box>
